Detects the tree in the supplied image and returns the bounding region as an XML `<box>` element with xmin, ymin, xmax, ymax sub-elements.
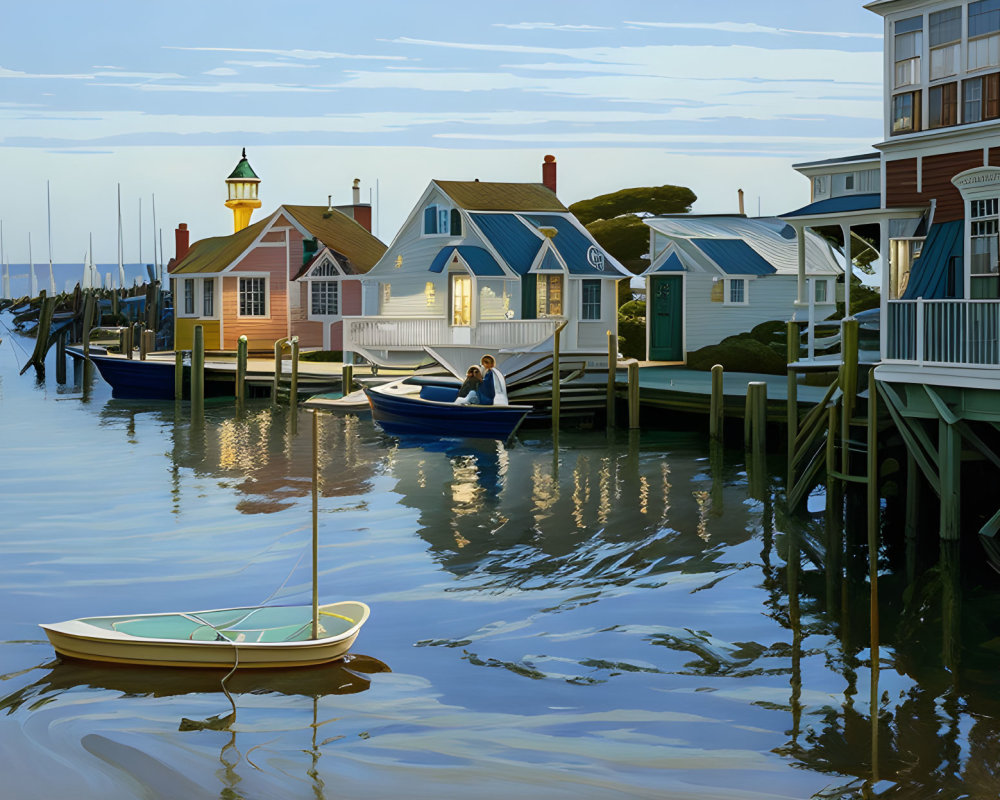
<box><xmin>569</xmin><ymin>185</ymin><xmax>697</xmax><ymax>225</ymax></box>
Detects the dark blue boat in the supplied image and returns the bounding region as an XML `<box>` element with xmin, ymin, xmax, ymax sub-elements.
<box><xmin>78</xmin><ymin>349</ymin><xmax>230</xmax><ymax>401</ymax></box>
<box><xmin>363</xmin><ymin>384</ymin><xmax>530</xmax><ymax>441</ymax></box>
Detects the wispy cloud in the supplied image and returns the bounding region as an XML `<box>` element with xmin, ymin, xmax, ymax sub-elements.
<box><xmin>164</xmin><ymin>46</ymin><xmax>407</xmax><ymax>62</ymax></box>
<box><xmin>92</xmin><ymin>80</ymin><xmax>335</xmax><ymax>94</ymax></box>
<box><xmin>203</xmin><ymin>67</ymin><xmax>238</xmax><ymax>76</ymax></box>
<box><xmin>492</xmin><ymin>22</ymin><xmax>611</xmax><ymax>32</ymax></box>
<box><xmin>0</xmin><ymin>66</ymin><xmax>93</xmax><ymax>80</ymax></box>
<box><xmin>223</xmin><ymin>60</ymin><xmax>320</xmax><ymax>69</ymax></box>
<box><xmin>624</xmin><ymin>20</ymin><xmax>882</xmax><ymax>40</ymax></box>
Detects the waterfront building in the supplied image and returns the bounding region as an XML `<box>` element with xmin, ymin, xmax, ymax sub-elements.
<box><xmin>343</xmin><ymin>156</ymin><xmax>631</xmax><ymax>368</ymax></box>
<box><xmin>796</xmin><ymin>0</ymin><xmax>1000</xmax><ymax>540</ymax></box>
<box><xmin>640</xmin><ymin>215</ymin><xmax>843</xmax><ymax>362</ymax></box>
<box><xmin>169</xmin><ymin>169</ymin><xmax>386</xmax><ymax>352</ymax></box>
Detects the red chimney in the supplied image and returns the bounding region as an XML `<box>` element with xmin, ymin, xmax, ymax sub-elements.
<box><xmin>175</xmin><ymin>223</ymin><xmax>190</xmax><ymax>263</ymax></box>
<box><xmin>542</xmin><ymin>154</ymin><xmax>557</xmax><ymax>195</ymax></box>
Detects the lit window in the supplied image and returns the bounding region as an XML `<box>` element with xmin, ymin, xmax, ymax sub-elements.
<box><xmin>202</xmin><ymin>280</ymin><xmax>214</xmax><ymax>317</ymax></box>
<box><xmin>537</xmin><ymin>274</ymin><xmax>563</xmax><ymax>317</ymax></box>
<box><xmin>892</xmin><ymin>91</ymin><xmax>921</xmax><ymax>133</ymax></box>
<box><xmin>184</xmin><ymin>279</ymin><xmax>195</xmax><ymax>315</ymax></box>
<box><xmin>239</xmin><ymin>277</ymin><xmax>266</xmax><ymax>316</ymax></box>
<box><xmin>311</xmin><ymin>281</ymin><xmax>339</xmax><ymax>315</ymax></box>
<box><xmin>451</xmin><ymin>274</ymin><xmax>471</xmax><ymax>325</ymax></box>
<box><xmin>581</xmin><ymin>279</ymin><xmax>601</xmax><ymax>320</ymax></box>
<box><xmin>894</xmin><ymin>16</ymin><xmax>922</xmax><ymax>88</ymax></box>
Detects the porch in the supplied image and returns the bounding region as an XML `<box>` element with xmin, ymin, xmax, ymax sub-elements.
<box><xmin>886</xmin><ymin>298</ymin><xmax>1000</xmax><ymax>366</ymax></box>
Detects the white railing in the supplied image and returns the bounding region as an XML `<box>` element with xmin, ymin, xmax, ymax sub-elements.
<box><xmin>343</xmin><ymin>316</ymin><xmax>560</xmax><ymax>352</ymax></box>
<box><xmin>886</xmin><ymin>299</ymin><xmax>1000</xmax><ymax>367</ymax></box>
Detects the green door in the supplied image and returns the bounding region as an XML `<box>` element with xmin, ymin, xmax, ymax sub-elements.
<box><xmin>649</xmin><ymin>275</ymin><xmax>683</xmax><ymax>361</ymax></box>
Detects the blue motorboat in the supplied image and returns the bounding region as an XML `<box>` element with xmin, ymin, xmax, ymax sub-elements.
<box><xmin>75</xmin><ymin>348</ymin><xmax>230</xmax><ymax>401</ymax></box>
<box><xmin>363</xmin><ymin>383</ymin><xmax>530</xmax><ymax>441</ymax></box>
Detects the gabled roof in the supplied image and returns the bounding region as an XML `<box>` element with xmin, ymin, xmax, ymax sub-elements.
<box><xmin>170</xmin><ymin>206</ymin><xmax>386</xmax><ymax>276</ymax></box>
<box><xmin>434</xmin><ymin>180</ymin><xmax>567</xmax><ymax>212</ymax></box>
<box><xmin>643</xmin><ymin>215</ymin><xmax>842</xmax><ymax>277</ymax></box>
<box><xmin>651</xmin><ymin>252</ymin><xmax>685</xmax><ymax>273</ymax></box>
<box><xmin>521</xmin><ymin>213</ymin><xmax>628</xmax><ymax>276</ymax></box>
<box><xmin>430</xmin><ymin>246</ymin><xmax>506</xmax><ymax>276</ymax></box>
<box><xmin>227</xmin><ymin>151</ymin><xmax>259</xmax><ymax>181</ymax></box>
<box><xmin>468</xmin><ymin>213</ymin><xmax>544</xmax><ymax>275</ymax></box>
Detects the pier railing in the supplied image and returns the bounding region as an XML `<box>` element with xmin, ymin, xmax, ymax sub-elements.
<box><xmin>886</xmin><ymin>299</ymin><xmax>1000</xmax><ymax>366</ymax></box>
<box><xmin>342</xmin><ymin>316</ymin><xmax>559</xmax><ymax>352</ymax></box>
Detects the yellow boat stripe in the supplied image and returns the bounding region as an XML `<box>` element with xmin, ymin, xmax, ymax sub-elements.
<box><xmin>319</xmin><ymin>611</ymin><xmax>355</xmax><ymax>623</ymax></box>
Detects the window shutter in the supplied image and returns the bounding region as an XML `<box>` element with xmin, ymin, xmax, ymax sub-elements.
<box><xmin>451</xmin><ymin>208</ymin><xmax>463</xmax><ymax>237</ymax></box>
<box><xmin>424</xmin><ymin>206</ymin><xmax>437</xmax><ymax>234</ymax></box>
<box><xmin>988</xmin><ymin>73</ymin><xmax>1000</xmax><ymax>119</ymax></box>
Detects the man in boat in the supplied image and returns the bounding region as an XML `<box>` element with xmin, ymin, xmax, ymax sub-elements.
<box><xmin>455</xmin><ymin>365</ymin><xmax>482</xmax><ymax>405</ymax></box>
<box><xmin>478</xmin><ymin>355</ymin><xmax>508</xmax><ymax>406</ymax></box>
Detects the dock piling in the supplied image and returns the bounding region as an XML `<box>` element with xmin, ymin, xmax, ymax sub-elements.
<box><xmin>191</xmin><ymin>325</ymin><xmax>205</xmax><ymax>420</ymax></box>
<box><xmin>174</xmin><ymin>350</ymin><xmax>184</xmax><ymax>401</ymax></box>
<box><xmin>606</xmin><ymin>332</ymin><xmax>617</xmax><ymax>430</ymax></box>
<box><xmin>236</xmin><ymin>335</ymin><xmax>247</xmax><ymax>407</ymax></box>
<box><xmin>786</xmin><ymin>321</ymin><xmax>799</xmax><ymax>482</ymax></box>
<box><xmin>710</xmin><ymin>364</ymin><xmax>724</xmax><ymax>442</ymax></box>
<box><xmin>81</xmin><ymin>292</ymin><xmax>95</xmax><ymax>357</ymax></box>
<box><xmin>273</xmin><ymin>337</ymin><xmax>288</xmax><ymax>404</ymax></box>
<box><xmin>552</xmin><ymin>325</ymin><xmax>562</xmax><ymax>430</ymax></box>
<box><xmin>627</xmin><ymin>361</ymin><xmax>640</xmax><ymax>429</ymax></box>
<box><xmin>55</xmin><ymin>329</ymin><xmax>67</xmax><ymax>384</ymax></box>
<box><xmin>290</xmin><ymin>336</ymin><xmax>299</xmax><ymax>408</ymax></box>
<box><xmin>341</xmin><ymin>363</ymin><xmax>354</xmax><ymax>397</ymax></box>
<box><xmin>744</xmin><ymin>381</ymin><xmax>767</xmax><ymax>454</ymax></box>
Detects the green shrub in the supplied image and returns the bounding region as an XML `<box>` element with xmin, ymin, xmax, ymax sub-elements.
<box><xmin>686</xmin><ymin>337</ymin><xmax>787</xmax><ymax>375</ymax></box>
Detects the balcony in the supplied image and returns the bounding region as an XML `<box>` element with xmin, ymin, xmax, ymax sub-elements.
<box><xmin>887</xmin><ymin>299</ymin><xmax>1000</xmax><ymax>366</ymax></box>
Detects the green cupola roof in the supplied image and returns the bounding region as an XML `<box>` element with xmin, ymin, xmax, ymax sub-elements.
<box><xmin>227</xmin><ymin>148</ymin><xmax>259</xmax><ymax>181</ymax></box>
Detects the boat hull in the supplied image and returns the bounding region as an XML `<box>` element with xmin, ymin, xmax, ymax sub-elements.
<box><xmin>40</xmin><ymin>601</ymin><xmax>369</xmax><ymax>669</ymax></box>
<box><xmin>87</xmin><ymin>352</ymin><xmax>179</xmax><ymax>400</ymax></box>
<box><xmin>364</xmin><ymin>386</ymin><xmax>530</xmax><ymax>440</ymax></box>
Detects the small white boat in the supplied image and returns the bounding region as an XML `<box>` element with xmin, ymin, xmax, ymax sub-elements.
<box><xmin>41</xmin><ymin>414</ymin><xmax>370</xmax><ymax>670</ymax></box>
<box><xmin>41</xmin><ymin>601</ymin><xmax>370</xmax><ymax>669</ymax></box>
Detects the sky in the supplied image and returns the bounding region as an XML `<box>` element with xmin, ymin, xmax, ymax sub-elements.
<box><xmin>0</xmin><ymin>0</ymin><xmax>886</xmax><ymax>264</ymax></box>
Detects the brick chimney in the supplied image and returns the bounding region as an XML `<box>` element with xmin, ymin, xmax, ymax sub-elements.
<box><xmin>175</xmin><ymin>223</ymin><xmax>190</xmax><ymax>262</ymax></box>
<box><xmin>542</xmin><ymin>154</ymin><xmax>557</xmax><ymax>195</ymax></box>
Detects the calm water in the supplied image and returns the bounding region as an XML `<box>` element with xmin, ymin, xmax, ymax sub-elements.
<box><xmin>1</xmin><ymin>315</ymin><xmax>999</xmax><ymax>799</ymax></box>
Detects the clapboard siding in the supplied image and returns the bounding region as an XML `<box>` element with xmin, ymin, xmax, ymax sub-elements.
<box><xmin>991</xmin><ymin>147</ymin><xmax>1000</xmax><ymax>166</ymax></box>
<box><xmin>886</xmin><ymin>158</ymin><xmax>920</xmax><ymax>208</ymax></box>
<box><xmin>221</xmin><ymin>275</ymin><xmax>287</xmax><ymax>350</ymax></box>
<box><xmin>923</xmin><ymin>150</ymin><xmax>984</xmax><ymax>221</ymax></box>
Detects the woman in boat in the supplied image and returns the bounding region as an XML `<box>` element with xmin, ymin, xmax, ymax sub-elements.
<box><xmin>478</xmin><ymin>354</ymin><xmax>508</xmax><ymax>406</ymax></box>
<box><xmin>455</xmin><ymin>365</ymin><xmax>482</xmax><ymax>405</ymax></box>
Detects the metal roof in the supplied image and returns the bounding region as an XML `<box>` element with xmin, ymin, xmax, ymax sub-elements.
<box><xmin>468</xmin><ymin>213</ymin><xmax>544</xmax><ymax>275</ymax></box>
<box><xmin>652</xmin><ymin>252</ymin><xmax>685</xmax><ymax>273</ymax></box>
<box><xmin>690</xmin><ymin>239</ymin><xmax>777</xmax><ymax>275</ymax></box>
<box><xmin>522</xmin><ymin>213</ymin><xmax>630</xmax><ymax>277</ymax></box>
<box><xmin>782</xmin><ymin>193</ymin><xmax>882</xmax><ymax>218</ymax></box>
<box><xmin>429</xmin><ymin>246</ymin><xmax>506</xmax><ymax>276</ymax></box>
<box><xmin>434</xmin><ymin>181</ymin><xmax>566</xmax><ymax>212</ymax></box>
<box><xmin>537</xmin><ymin>249</ymin><xmax>563</xmax><ymax>272</ymax></box>
<box><xmin>643</xmin><ymin>215</ymin><xmax>842</xmax><ymax>277</ymax></box>
<box><xmin>226</xmin><ymin>150</ymin><xmax>259</xmax><ymax>181</ymax></box>
<box><xmin>901</xmin><ymin>220</ymin><xmax>963</xmax><ymax>300</ymax></box>
<box><xmin>792</xmin><ymin>152</ymin><xmax>880</xmax><ymax>170</ymax></box>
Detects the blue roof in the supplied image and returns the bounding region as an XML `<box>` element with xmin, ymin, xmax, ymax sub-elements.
<box><xmin>469</xmin><ymin>213</ymin><xmax>543</xmax><ymax>275</ymax></box>
<box><xmin>690</xmin><ymin>239</ymin><xmax>777</xmax><ymax>275</ymax></box>
<box><xmin>429</xmin><ymin>246</ymin><xmax>506</xmax><ymax>276</ymax></box>
<box><xmin>902</xmin><ymin>220</ymin><xmax>963</xmax><ymax>300</ymax></box>
<box><xmin>523</xmin><ymin>213</ymin><xmax>619</xmax><ymax>277</ymax></box>
<box><xmin>652</xmin><ymin>252</ymin><xmax>685</xmax><ymax>273</ymax></box>
<box><xmin>783</xmin><ymin>193</ymin><xmax>881</xmax><ymax>218</ymax></box>
<box><xmin>538</xmin><ymin>249</ymin><xmax>563</xmax><ymax>271</ymax></box>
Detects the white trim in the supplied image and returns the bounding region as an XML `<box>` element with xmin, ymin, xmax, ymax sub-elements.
<box><xmin>722</xmin><ymin>276</ymin><xmax>751</xmax><ymax>306</ymax></box>
<box><xmin>236</xmin><ymin>274</ymin><xmax>271</xmax><ymax>319</ymax></box>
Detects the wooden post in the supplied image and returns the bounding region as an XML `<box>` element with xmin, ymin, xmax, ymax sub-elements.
<box><xmin>273</xmin><ymin>338</ymin><xmax>288</xmax><ymax>404</ymax></box>
<box><xmin>627</xmin><ymin>360</ymin><xmax>640</xmax><ymax>429</ymax></box>
<box><xmin>139</xmin><ymin>328</ymin><xmax>149</xmax><ymax>360</ymax></box>
<box><xmin>111</xmin><ymin>290</ymin><xmax>119</xmax><ymax>319</ymax></box>
<box><xmin>143</xmin><ymin>330</ymin><xmax>156</xmax><ymax>357</ymax></box>
<box><xmin>552</xmin><ymin>325</ymin><xmax>562</xmax><ymax>430</ymax></box>
<box><xmin>786</xmin><ymin>320</ymin><xmax>799</xmax><ymax>484</ymax></box>
<box><xmin>289</xmin><ymin>336</ymin><xmax>300</xmax><ymax>408</ymax></box>
<box><xmin>710</xmin><ymin>364</ymin><xmax>724</xmax><ymax>442</ymax></box>
<box><xmin>191</xmin><ymin>324</ymin><xmax>205</xmax><ymax>420</ymax></box>
<box><xmin>81</xmin><ymin>292</ymin><xmax>96</xmax><ymax>357</ymax></box>
<box><xmin>939</xmin><ymin>419</ymin><xmax>960</xmax><ymax>541</ymax></box>
<box><xmin>747</xmin><ymin>381</ymin><xmax>767</xmax><ymax>455</ymax></box>
<box><xmin>866</xmin><ymin>367</ymin><xmax>880</xmax><ymax>780</ymax></box>
<box><xmin>236</xmin><ymin>335</ymin><xmax>247</xmax><ymax>406</ymax></box>
<box><xmin>606</xmin><ymin>331</ymin><xmax>617</xmax><ymax>430</ymax></box>
<box><xmin>311</xmin><ymin>410</ymin><xmax>320</xmax><ymax>640</ymax></box>
<box><xmin>55</xmin><ymin>329</ymin><xmax>67</xmax><ymax>384</ymax></box>
<box><xmin>174</xmin><ymin>349</ymin><xmax>184</xmax><ymax>401</ymax></box>
<box><xmin>125</xmin><ymin>324</ymin><xmax>134</xmax><ymax>360</ymax></box>
<box><xmin>341</xmin><ymin>363</ymin><xmax>354</xmax><ymax>398</ymax></box>
<box><xmin>840</xmin><ymin>318</ymin><xmax>860</xmax><ymax>476</ymax></box>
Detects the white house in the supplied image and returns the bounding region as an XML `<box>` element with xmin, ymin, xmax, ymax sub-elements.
<box><xmin>344</xmin><ymin>161</ymin><xmax>631</xmax><ymax>370</ymax></box>
<box><xmin>641</xmin><ymin>215</ymin><xmax>843</xmax><ymax>361</ymax></box>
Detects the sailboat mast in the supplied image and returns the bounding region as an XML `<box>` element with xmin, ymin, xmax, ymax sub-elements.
<box><xmin>312</xmin><ymin>411</ymin><xmax>319</xmax><ymax>639</ymax></box>
<box><xmin>151</xmin><ymin>193</ymin><xmax>157</xmax><ymax>282</ymax></box>
<box><xmin>1</xmin><ymin>220</ymin><xmax>8</xmax><ymax>301</ymax></box>
<box><xmin>46</xmin><ymin>181</ymin><xmax>55</xmax><ymax>294</ymax></box>
<box><xmin>28</xmin><ymin>232</ymin><xmax>37</xmax><ymax>297</ymax></box>
<box><xmin>117</xmin><ymin>184</ymin><xmax>125</xmax><ymax>289</ymax></box>
<box><xmin>138</xmin><ymin>197</ymin><xmax>142</xmax><ymax>267</ymax></box>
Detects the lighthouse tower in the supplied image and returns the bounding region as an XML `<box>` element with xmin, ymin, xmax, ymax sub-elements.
<box><xmin>224</xmin><ymin>148</ymin><xmax>261</xmax><ymax>232</ymax></box>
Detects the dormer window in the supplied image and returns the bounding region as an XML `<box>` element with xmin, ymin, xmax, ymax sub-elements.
<box><xmin>970</xmin><ymin>0</ymin><xmax>1000</xmax><ymax>70</ymax></box>
<box><xmin>894</xmin><ymin>16</ymin><xmax>922</xmax><ymax>88</ymax></box>
<box><xmin>930</xmin><ymin>7</ymin><xmax>962</xmax><ymax>80</ymax></box>
<box><xmin>423</xmin><ymin>205</ymin><xmax>463</xmax><ymax>236</ymax></box>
